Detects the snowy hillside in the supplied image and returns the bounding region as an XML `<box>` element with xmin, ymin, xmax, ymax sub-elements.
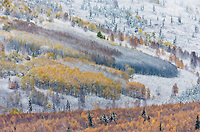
<box><xmin>31</xmin><ymin>0</ymin><xmax>200</xmax><ymax>53</ymax></box>
<box><xmin>131</xmin><ymin>69</ymin><xmax>198</xmax><ymax>105</ymax></box>
<box><xmin>0</xmin><ymin>0</ymin><xmax>199</xmax><ymax>114</ymax></box>
<box><xmin>169</xmin><ymin>84</ymin><xmax>200</xmax><ymax>104</ymax></box>
<box><xmin>26</xmin><ymin>0</ymin><xmax>200</xmax><ymax>74</ymax></box>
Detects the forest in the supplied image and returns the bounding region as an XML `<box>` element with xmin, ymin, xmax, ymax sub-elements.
<box><xmin>0</xmin><ymin>0</ymin><xmax>200</xmax><ymax>131</ymax></box>
<box><xmin>0</xmin><ymin>101</ymin><xmax>199</xmax><ymax>132</ymax></box>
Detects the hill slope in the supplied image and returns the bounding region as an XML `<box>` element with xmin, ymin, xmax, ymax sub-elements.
<box><xmin>0</xmin><ymin>101</ymin><xmax>199</xmax><ymax>132</ymax></box>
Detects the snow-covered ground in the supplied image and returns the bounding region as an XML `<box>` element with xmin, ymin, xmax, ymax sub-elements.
<box><xmin>169</xmin><ymin>84</ymin><xmax>200</xmax><ymax>103</ymax></box>
<box><xmin>37</xmin><ymin>0</ymin><xmax>200</xmax><ymax>73</ymax></box>
<box><xmin>0</xmin><ymin>0</ymin><xmax>200</xmax><ymax>113</ymax></box>
<box><xmin>0</xmin><ymin>77</ymin><xmax>138</xmax><ymax>112</ymax></box>
<box><xmin>41</xmin><ymin>0</ymin><xmax>200</xmax><ymax>53</ymax></box>
<box><xmin>0</xmin><ymin>68</ymin><xmax>197</xmax><ymax>113</ymax></box>
<box><xmin>131</xmin><ymin>69</ymin><xmax>198</xmax><ymax>105</ymax></box>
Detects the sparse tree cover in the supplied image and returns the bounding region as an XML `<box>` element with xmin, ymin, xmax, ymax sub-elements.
<box><xmin>0</xmin><ymin>102</ymin><xmax>199</xmax><ymax>131</ymax></box>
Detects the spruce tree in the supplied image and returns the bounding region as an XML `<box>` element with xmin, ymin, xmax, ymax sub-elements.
<box><xmin>110</xmin><ymin>112</ymin><xmax>117</xmax><ymax>123</ymax></box>
<box><xmin>86</xmin><ymin>123</ymin><xmax>88</xmax><ymax>128</ymax></box>
<box><xmin>87</xmin><ymin>113</ymin><xmax>93</xmax><ymax>127</ymax></box>
<box><xmin>114</xmin><ymin>24</ymin><xmax>117</xmax><ymax>33</ymax></box>
<box><xmin>29</xmin><ymin>98</ymin><xmax>32</xmax><ymax>113</ymax></box>
<box><xmin>53</xmin><ymin>103</ymin><xmax>56</xmax><ymax>112</ymax></box>
<box><xmin>171</xmin><ymin>16</ymin><xmax>173</xmax><ymax>23</ymax></box>
<box><xmin>66</xmin><ymin>100</ymin><xmax>70</xmax><ymax>111</ymax></box>
<box><xmin>67</xmin><ymin>126</ymin><xmax>71</xmax><ymax>132</ymax></box>
<box><xmin>167</xmin><ymin>45</ymin><xmax>171</xmax><ymax>53</ymax></box>
<box><xmin>141</xmin><ymin>107</ymin><xmax>146</xmax><ymax>117</ymax></box>
<box><xmin>97</xmin><ymin>31</ymin><xmax>102</xmax><ymax>38</ymax></box>
<box><xmin>159</xmin><ymin>122</ymin><xmax>162</xmax><ymax>131</ymax></box>
<box><xmin>195</xmin><ymin>115</ymin><xmax>200</xmax><ymax>130</ymax></box>
<box><xmin>178</xmin><ymin>16</ymin><xmax>181</xmax><ymax>24</ymax></box>
<box><xmin>147</xmin><ymin>115</ymin><xmax>151</xmax><ymax>122</ymax></box>
<box><xmin>102</xmin><ymin>114</ymin><xmax>109</xmax><ymax>126</ymax></box>
<box><xmin>100</xmin><ymin>116</ymin><xmax>104</xmax><ymax>124</ymax></box>
<box><xmin>142</xmin><ymin>107</ymin><xmax>148</xmax><ymax>123</ymax></box>
<box><xmin>153</xmin><ymin>5</ymin><xmax>155</xmax><ymax>12</ymax></box>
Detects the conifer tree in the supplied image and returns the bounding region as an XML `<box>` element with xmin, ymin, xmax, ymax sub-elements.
<box><xmin>110</xmin><ymin>112</ymin><xmax>117</xmax><ymax>123</ymax></box>
<box><xmin>87</xmin><ymin>113</ymin><xmax>93</xmax><ymax>127</ymax></box>
<box><xmin>153</xmin><ymin>5</ymin><xmax>155</xmax><ymax>12</ymax></box>
<box><xmin>66</xmin><ymin>100</ymin><xmax>70</xmax><ymax>111</ymax></box>
<box><xmin>142</xmin><ymin>107</ymin><xmax>148</xmax><ymax>123</ymax></box>
<box><xmin>171</xmin><ymin>16</ymin><xmax>173</xmax><ymax>23</ymax></box>
<box><xmin>29</xmin><ymin>98</ymin><xmax>32</xmax><ymax>113</ymax></box>
<box><xmin>167</xmin><ymin>45</ymin><xmax>171</xmax><ymax>53</ymax></box>
<box><xmin>178</xmin><ymin>16</ymin><xmax>181</xmax><ymax>24</ymax></box>
<box><xmin>97</xmin><ymin>31</ymin><xmax>103</xmax><ymax>38</ymax></box>
<box><xmin>195</xmin><ymin>115</ymin><xmax>200</xmax><ymax>130</ymax></box>
<box><xmin>159</xmin><ymin>122</ymin><xmax>162</xmax><ymax>131</ymax></box>
<box><xmin>86</xmin><ymin>123</ymin><xmax>88</xmax><ymax>128</ymax></box>
<box><xmin>114</xmin><ymin>24</ymin><xmax>117</xmax><ymax>32</ymax></box>
<box><xmin>102</xmin><ymin>114</ymin><xmax>109</xmax><ymax>126</ymax></box>
<box><xmin>141</xmin><ymin>107</ymin><xmax>146</xmax><ymax>117</ymax></box>
<box><xmin>100</xmin><ymin>116</ymin><xmax>104</xmax><ymax>125</ymax></box>
<box><xmin>67</xmin><ymin>126</ymin><xmax>70</xmax><ymax>132</ymax></box>
<box><xmin>147</xmin><ymin>115</ymin><xmax>150</xmax><ymax>122</ymax></box>
<box><xmin>53</xmin><ymin>103</ymin><xmax>56</xmax><ymax>112</ymax></box>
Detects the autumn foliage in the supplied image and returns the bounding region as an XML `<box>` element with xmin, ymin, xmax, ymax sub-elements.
<box><xmin>0</xmin><ymin>102</ymin><xmax>199</xmax><ymax>132</ymax></box>
<box><xmin>126</xmin><ymin>82</ymin><xmax>147</xmax><ymax>99</ymax></box>
<box><xmin>22</xmin><ymin>64</ymin><xmax>121</xmax><ymax>99</ymax></box>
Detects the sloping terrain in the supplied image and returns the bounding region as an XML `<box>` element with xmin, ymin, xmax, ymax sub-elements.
<box><xmin>0</xmin><ymin>0</ymin><xmax>199</xmax><ymax>115</ymax></box>
<box><xmin>0</xmin><ymin>101</ymin><xmax>199</xmax><ymax>132</ymax></box>
<box><xmin>9</xmin><ymin>20</ymin><xmax>178</xmax><ymax>77</ymax></box>
<box><xmin>169</xmin><ymin>84</ymin><xmax>200</xmax><ymax>103</ymax></box>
